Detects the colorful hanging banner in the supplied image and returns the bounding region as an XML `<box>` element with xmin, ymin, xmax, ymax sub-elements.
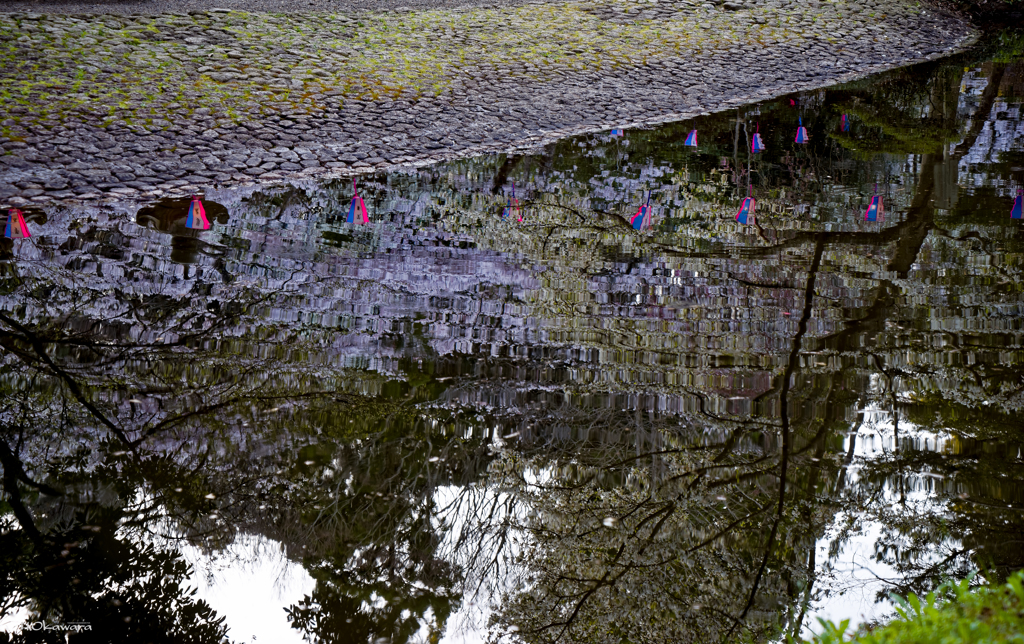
<box><xmin>751</xmin><ymin>126</ymin><xmax>765</xmax><ymax>154</ymax></box>
<box><xmin>631</xmin><ymin>191</ymin><xmax>652</xmax><ymax>230</ymax></box>
<box><xmin>736</xmin><ymin>193</ymin><xmax>756</xmax><ymax>225</ymax></box>
<box><xmin>611</xmin><ymin>128</ymin><xmax>624</xmax><ymax>137</ymax></box>
<box><xmin>502</xmin><ymin>181</ymin><xmax>521</xmax><ymax>221</ymax></box>
<box><xmin>1012</xmin><ymin>189</ymin><xmax>1023</xmax><ymax>220</ymax></box>
<box><xmin>4</xmin><ymin>208</ymin><xmax>30</xmax><ymax>239</ymax></box>
<box><xmin>185</xmin><ymin>196</ymin><xmax>210</xmax><ymax>230</ymax></box>
<box><xmin>840</xmin><ymin>114</ymin><xmax>850</xmax><ymax>133</ymax></box>
<box><xmin>348</xmin><ymin>179</ymin><xmax>369</xmax><ymax>224</ymax></box>
<box><xmin>794</xmin><ymin>117</ymin><xmax>809</xmax><ymax>144</ymax></box>
<box><xmin>864</xmin><ymin>193</ymin><xmax>883</xmax><ymax>222</ymax></box>
<box><xmin>684</xmin><ymin>130</ymin><xmax>698</xmax><ymax>147</ymax></box>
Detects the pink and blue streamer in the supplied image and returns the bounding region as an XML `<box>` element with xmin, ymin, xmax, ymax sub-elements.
<box><xmin>865</xmin><ymin>186</ymin><xmax>883</xmax><ymax>222</ymax></box>
<box><xmin>348</xmin><ymin>179</ymin><xmax>369</xmax><ymax>224</ymax></box>
<box><xmin>840</xmin><ymin>114</ymin><xmax>850</xmax><ymax>133</ymax></box>
<box><xmin>795</xmin><ymin>117</ymin><xmax>809</xmax><ymax>144</ymax></box>
<box><xmin>736</xmin><ymin>196</ymin><xmax>756</xmax><ymax>225</ymax></box>
<box><xmin>4</xmin><ymin>208</ymin><xmax>30</xmax><ymax>239</ymax></box>
<box><xmin>185</xmin><ymin>195</ymin><xmax>210</xmax><ymax>230</ymax></box>
<box><xmin>751</xmin><ymin>129</ymin><xmax>765</xmax><ymax>154</ymax></box>
<box><xmin>1012</xmin><ymin>189</ymin><xmax>1023</xmax><ymax>220</ymax></box>
<box><xmin>631</xmin><ymin>191</ymin><xmax>652</xmax><ymax>230</ymax></box>
<box><xmin>684</xmin><ymin>130</ymin><xmax>698</xmax><ymax>147</ymax></box>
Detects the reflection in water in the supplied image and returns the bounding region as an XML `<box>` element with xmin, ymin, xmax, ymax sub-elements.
<box><xmin>2</xmin><ymin>32</ymin><xmax>1024</xmax><ymax>644</ymax></box>
<box><xmin>135</xmin><ymin>196</ymin><xmax>229</xmax><ymax>265</ymax></box>
<box><xmin>186</xmin><ymin>196</ymin><xmax>212</xmax><ymax>231</ymax></box>
<box><xmin>4</xmin><ymin>209</ymin><xmax>30</xmax><ymax>239</ymax></box>
<box><xmin>349</xmin><ymin>180</ymin><xmax>371</xmax><ymax>225</ymax></box>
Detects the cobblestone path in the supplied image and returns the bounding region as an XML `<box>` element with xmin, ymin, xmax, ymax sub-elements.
<box><xmin>0</xmin><ymin>0</ymin><xmax>974</xmax><ymax>206</ymax></box>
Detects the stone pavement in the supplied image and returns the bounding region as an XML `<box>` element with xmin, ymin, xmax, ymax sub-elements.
<box><xmin>0</xmin><ymin>0</ymin><xmax>975</xmax><ymax>207</ymax></box>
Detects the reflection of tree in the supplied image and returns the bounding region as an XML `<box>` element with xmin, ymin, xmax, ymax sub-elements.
<box><xmin>478</xmin><ymin>236</ymin><xmax>832</xmax><ymax>643</ymax></box>
<box><xmin>0</xmin><ymin>430</ymin><xmax>231</xmax><ymax>643</ymax></box>
<box><xmin>277</xmin><ymin>405</ymin><xmax>497</xmax><ymax>644</ymax></box>
<box><xmin>0</xmin><ymin>255</ymin><xmax>434</xmax><ymax>641</ymax></box>
<box><xmin>485</xmin><ymin>415</ymin><xmax>806</xmax><ymax>642</ymax></box>
<box><xmin>0</xmin><ymin>268</ymin><xmax>292</xmax><ymax>639</ymax></box>
<box><xmin>2</xmin><ymin>40</ymin><xmax>1023</xmax><ymax>644</ymax></box>
<box><xmin>0</xmin><ymin>247</ymin><xmax>506</xmax><ymax>642</ymax></box>
<box><xmin>457</xmin><ymin>50</ymin><xmax>1024</xmax><ymax>643</ymax></box>
<box><xmin>814</xmin><ymin>56</ymin><xmax>1024</xmax><ymax>600</ymax></box>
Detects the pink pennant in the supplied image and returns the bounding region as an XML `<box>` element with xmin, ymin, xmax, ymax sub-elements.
<box><xmin>348</xmin><ymin>179</ymin><xmax>369</xmax><ymax>224</ymax></box>
<box><xmin>185</xmin><ymin>195</ymin><xmax>210</xmax><ymax>230</ymax></box>
<box><xmin>865</xmin><ymin>185</ymin><xmax>884</xmax><ymax>222</ymax></box>
<box><xmin>794</xmin><ymin>117</ymin><xmax>809</xmax><ymax>144</ymax></box>
<box><xmin>5</xmin><ymin>208</ymin><xmax>30</xmax><ymax>239</ymax></box>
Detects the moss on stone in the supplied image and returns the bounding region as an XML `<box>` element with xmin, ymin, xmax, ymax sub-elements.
<box><xmin>0</xmin><ymin>0</ymin><xmax>853</xmax><ymax>129</ymax></box>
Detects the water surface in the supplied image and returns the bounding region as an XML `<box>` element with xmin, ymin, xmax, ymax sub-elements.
<box><xmin>1</xmin><ymin>32</ymin><xmax>1023</xmax><ymax>644</ymax></box>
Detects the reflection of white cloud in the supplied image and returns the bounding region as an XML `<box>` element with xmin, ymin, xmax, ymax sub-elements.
<box><xmin>805</xmin><ymin>518</ymin><xmax>900</xmax><ymax>634</ymax></box>
<box><xmin>183</xmin><ymin>534</ymin><xmax>316</xmax><ymax>644</ymax></box>
<box><xmin>804</xmin><ymin>404</ymin><xmax>965</xmax><ymax>635</ymax></box>
<box><xmin>433</xmin><ymin>481</ymin><xmax>522</xmax><ymax>644</ymax></box>
<box><xmin>0</xmin><ymin>533</ymin><xmax>316</xmax><ymax>643</ymax></box>
<box><xmin>0</xmin><ymin>606</ymin><xmax>31</xmax><ymax>635</ymax></box>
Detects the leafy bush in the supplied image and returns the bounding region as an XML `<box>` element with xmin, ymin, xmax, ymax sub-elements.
<box><xmin>794</xmin><ymin>572</ymin><xmax>1024</xmax><ymax>644</ymax></box>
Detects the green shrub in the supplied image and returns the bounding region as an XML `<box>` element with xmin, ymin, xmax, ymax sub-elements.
<box><xmin>794</xmin><ymin>572</ymin><xmax>1024</xmax><ymax>644</ymax></box>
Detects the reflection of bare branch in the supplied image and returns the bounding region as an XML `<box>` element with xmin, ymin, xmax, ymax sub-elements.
<box><xmin>0</xmin><ymin>311</ymin><xmax>136</xmax><ymax>449</ymax></box>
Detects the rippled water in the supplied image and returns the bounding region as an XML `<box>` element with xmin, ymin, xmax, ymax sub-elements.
<box><xmin>1</xmin><ymin>31</ymin><xmax>1023</xmax><ymax>644</ymax></box>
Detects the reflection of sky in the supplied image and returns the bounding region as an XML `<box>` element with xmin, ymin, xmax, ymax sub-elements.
<box><xmin>806</xmin><ymin>514</ymin><xmax>965</xmax><ymax>636</ymax></box>
<box><xmin>162</xmin><ymin>408</ymin><xmax>968</xmax><ymax>643</ymax></box>
<box><xmin>182</xmin><ymin>484</ymin><xmax>514</xmax><ymax>644</ymax></box>
<box><xmin>434</xmin><ymin>474</ymin><xmax>523</xmax><ymax>644</ymax></box>
<box><xmin>0</xmin><ymin>607</ymin><xmax>31</xmax><ymax>636</ymax></box>
<box><xmin>804</xmin><ymin>518</ymin><xmax>900</xmax><ymax>635</ymax></box>
<box><xmin>0</xmin><ymin>533</ymin><xmax>318</xmax><ymax>642</ymax></box>
<box><xmin>803</xmin><ymin>407</ymin><xmax>961</xmax><ymax>636</ymax></box>
<box><xmin>184</xmin><ymin>534</ymin><xmax>316</xmax><ymax>644</ymax></box>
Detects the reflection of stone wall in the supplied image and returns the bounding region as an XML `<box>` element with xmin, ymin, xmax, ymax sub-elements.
<box><xmin>5</xmin><ymin>58</ymin><xmax>1024</xmax><ymax>432</ymax></box>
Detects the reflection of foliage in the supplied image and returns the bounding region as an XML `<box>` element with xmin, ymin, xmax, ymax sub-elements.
<box><xmin>798</xmin><ymin>573</ymin><xmax>1024</xmax><ymax>644</ymax></box>
<box><xmin>0</xmin><ymin>248</ymin><xmax>408</xmax><ymax>641</ymax></box>
<box><xmin>2</xmin><ymin>42</ymin><xmax>1024</xmax><ymax>644</ymax></box>
<box><xmin>278</xmin><ymin>425</ymin><xmax>494</xmax><ymax>644</ymax></box>
<box><xmin>480</xmin><ymin>391</ymin><xmax>836</xmax><ymax>644</ymax></box>
<box><xmin>829</xmin><ymin>65</ymin><xmax>965</xmax><ymax>157</ymax></box>
<box><xmin>982</xmin><ymin>29</ymin><xmax>1024</xmax><ymax>66</ymax></box>
<box><xmin>0</xmin><ymin>450</ymin><xmax>230</xmax><ymax>643</ymax></box>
